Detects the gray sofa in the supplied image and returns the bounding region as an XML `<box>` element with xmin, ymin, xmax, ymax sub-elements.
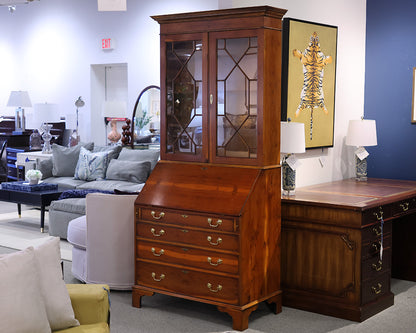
<box><xmin>37</xmin><ymin>143</ymin><xmax>159</xmax><ymax>239</ymax></box>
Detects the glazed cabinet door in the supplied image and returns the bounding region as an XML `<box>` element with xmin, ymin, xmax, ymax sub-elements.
<box><xmin>161</xmin><ymin>33</ymin><xmax>208</xmax><ymax>162</ymax></box>
<box><xmin>209</xmin><ymin>30</ymin><xmax>260</xmax><ymax>165</ymax></box>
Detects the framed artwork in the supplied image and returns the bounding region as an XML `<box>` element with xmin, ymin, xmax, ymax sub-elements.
<box><xmin>282</xmin><ymin>18</ymin><xmax>338</xmax><ymax>149</ymax></box>
<box><xmin>412</xmin><ymin>67</ymin><xmax>416</xmax><ymax>123</ymax></box>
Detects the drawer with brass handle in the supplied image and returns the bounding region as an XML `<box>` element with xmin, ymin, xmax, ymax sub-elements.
<box><xmin>139</xmin><ymin>208</ymin><xmax>237</xmax><ymax>232</ymax></box>
<box><xmin>361</xmin><ymin>249</ymin><xmax>391</xmax><ymax>280</ymax></box>
<box><xmin>136</xmin><ymin>222</ymin><xmax>239</xmax><ymax>252</ymax></box>
<box><xmin>391</xmin><ymin>197</ymin><xmax>416</xmax><ymax>216</ymax></box>
<box><xmin>136</xmin><ymin>240</ymin><xmax>238</xmax><ymax>274</ymax></box>
<box><xmin>361</xmin><ymin>273</ymin><xmax>390</xmax><ymax>304</ymax></box>
<box><xmin>135</xmin><ymin>261</ymin><xmax>239</xmax><ymax>304</ymax></box>
<box><xmin>361</xmin><ymin>233</ymin><xmax>391</xmax><ymax>260</ymax></box>
<box><xmin>362</xmin><ymin>220</ymin><xmax>392</xmax><ymax>244</ymax></box>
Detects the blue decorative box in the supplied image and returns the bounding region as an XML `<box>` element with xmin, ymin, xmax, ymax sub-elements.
<box><xmin>1</xmin><ymin>181</ymin><xmax>58</xmax><ymax>192</ymax></box>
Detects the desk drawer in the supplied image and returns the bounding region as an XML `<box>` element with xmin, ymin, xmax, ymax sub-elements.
<box><xmin>136</xmin><ymin>261</ymin><xmax>239</xmax><ymax>304</ymax></box>
<box><xmin>139</xmin><ymin>208</ymin><xmax>237</xmax><ymax>232</ymax></box>
<box><xmin>137</xmin><ymin>240</ymin><xmax>239</xmax><ymax>274</ymax></box>
<box><xmin>362</xmin><ymin>249</ymin><xmax>391</xmax><ymax>281</ymax></box>
<box><xmin>362</xmin><ymin>272</ymin><xmax>390</xmax><ymax>304</ymax></box>
<box><xmin>136</xmin><ymin>222</ymin><xmax>239</xmax><ymax>252</ymax></box>
<box><xmin>362</xmin><ymin>234</ymin><xmax>391</xmax><ymax>260</ymax></box>
<box><xmin>391</xmin><ymin>197</ymin><xmax>416</xmax><ymax>216</ymax></box>
<box><xmin>362</xmin><ymin>221</ymin><xmax>392</xmax><ymax>244</ymax></box>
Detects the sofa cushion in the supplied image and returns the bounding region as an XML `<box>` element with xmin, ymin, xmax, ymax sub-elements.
<box><xmin>0</xmin><ymin>247</ymin><xmax>51</xmax><ymax>333</ymax></box>
<box><xmin>117</xmin><ymin>148</ymin><xmax>159</xmax><ymax>169</ymax></box>
<box><xmin>93</xmin><ymin>145</ymin><xmax>122</xmax><ymax>160</ymax></box>
<box><xmin>77</xmin><ymin>180</ymin><xmax>145</xmax><ymax>193</ymax></box>
<box><xmin>34</xmin><ymin>237</ymin><xmax>80</xmax><ymax>331</ymax></box>
<box><xmin>74</xmin><ymin>147</ymin><xmax>112</xmax><ymax>181</ymax></box>
<box><xmin>43</xmin><ymin>176</ymin><xmax>87</xmax><ymax>189</ymax></box>
<box><xmin>50</xmin><ymin>198</ymin><xmax>87</xmax><ymax>215</ymax></box>
<box><xmin>37</xmin><ymin>158</ymin><xmax>53</xmax><ymax>179</ymax></box>
<box><xmin>67</xmin><ymin>216</ymin><xmax>87</xmax><ymax>250</ymax></box>
<box><xmin>52</xmin><ymin>142</ymin><xmax>94</xmax><ymax>177</ymax></box>
<box><xmin>106</xmin><ymin>159</ymin><xmax>151</xmax><ymax>184</ymax></box>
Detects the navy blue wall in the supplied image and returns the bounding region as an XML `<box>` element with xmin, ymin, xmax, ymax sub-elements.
<box><xmin>365</xmin><ymin>0</ymin><xmax>416</xmax><ymax>180</ymax></box>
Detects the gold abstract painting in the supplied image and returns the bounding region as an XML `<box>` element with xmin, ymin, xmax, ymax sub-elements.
<box><xmin>282</xmin><ymin>19</ymin><xmax>338</xmax><ymax>149</ymax></box>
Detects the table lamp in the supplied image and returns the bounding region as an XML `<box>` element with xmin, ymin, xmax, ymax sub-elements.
<box><xmin>33</xmin><ymin>103</ymin><xmax>60</xmax><ymax>154</ymax></box>
<box><xmin>281</xmin><ymin>121</ymin><xmax>306</xmax><ymax>195</ymax></box>
<box><xmin>102</xmin><ymin>101</ymin><xmax>126</xmax><ymax>145</ymax></box>
<box><xmin>346</xmin><ymin>118</ymin><xmax>377</xmax><ymax>181</ymax></box>
<box><xmin>7</xmin><ymin>90</ymin><xmax>32</xmax><ymax>134</ymax></box>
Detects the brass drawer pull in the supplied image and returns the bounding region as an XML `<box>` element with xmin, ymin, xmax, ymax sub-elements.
<box><xmin>151</xmin><ymin>272</ymin><xmax>165</xmax><ymax>282</ymax></box>
<box><xmin>372</xmin><ymin>226</ymin><xmax>382</xmax><ymax>236</ymax></box>
<box><xmin>372</xmin><ymin>241</ymin><xmax>381</xmax><ymax>251</ymax></box>
<box><xmin>150</xmin><ymin>228</ymin><xmax>165</xmax><ymax>237</ymax></box>
<box><xmin>371</xmin><ymin>283</ymin><xmax>382</xmax><ymax>295</ymax></box>
<box><xmin>207</xmin><ymin>236</ymin><xmax>222</xmax><ymax>246</ymax></box>
<box><xmin>151</xmin><ymin>211</ymin><xmax>165</xmax><ymax>220</ymax></box>
<box><xmin>372</xmin><ymin>260</ymin><xmax>383</xmax><ymax>271</ymax></box>
<box><xmin>207</xmin><ymin>257</ymin><xmax>223</xmax><ymax>266</ymax></box>
<box><xmin>208</xmin><ymin>218</ymin><xmax>222</xmax><ymax>228</ymax></box>
<box><xmin>151</xmin><ymin>247</ymin><xmax>165</xmax><ymax>256</ymax></box>
<box><xmin>373</xmin><ymin>208</ymin><xmax>383</xmax><ymax>220</ymax></box>
<box><xmin>400</xmin><ymin>202</ymin><xmax>409</xmax><ymax>211</ymax></box>
<box><xmin>207</xmin><ymin>282</ymin><xmax>222</xmax><ymax>293</ymax></box>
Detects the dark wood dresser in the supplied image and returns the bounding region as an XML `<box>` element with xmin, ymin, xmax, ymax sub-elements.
<box><xmin>281</xmin><ymin>178</ymin><xmax>416</xmax><ymax>321</ymax></box>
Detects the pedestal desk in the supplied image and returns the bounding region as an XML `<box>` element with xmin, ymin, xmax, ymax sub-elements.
<box><xmin>281</xmin><ymin>178</ymin><xmax>416</xmax><ymax>321</ymax></box>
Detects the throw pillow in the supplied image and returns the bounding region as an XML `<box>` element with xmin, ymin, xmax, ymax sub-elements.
<box><xmin>37</xmin><ymin>158</ymin><xmax>53</xmax><ymax>179</ymax></box>
<box><xmin>106</xmin><ymin>159</ymin><xmax>151</xmax><ymax>183</ymax></box>
<box><xmin>52</xmin><ymin>142</ymin><xmax>94</xmax><ymax>177</ymax></box>
<box><xmin>117</xmin><ymin>148</ymin><xmax>159</xmax><ymax>170</ymax></box>
<box><xmin>93</xmin><ymin>145</ymin><xmax>123</xmax><ymax>160</ymax></box>
<box><xmin>34</xmin><ymin>237</ymin><xmax>80</xmax><ymax>331</ymax></box>
<box><xmin>0</xmin><ymin>247</ymin><xmax>51</xmax><ymax>333</ymax></box>
<box><xmin>74</xmin><ymin>147</ymin><xmax>112</xmax><ymax>181</ymax></box>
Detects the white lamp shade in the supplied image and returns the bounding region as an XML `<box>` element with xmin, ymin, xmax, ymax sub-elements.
<box><xmin>7</xmin><ymin>91</ymin><xmax>32</xmax><ymax>107</ymax></box>
<box><xmin>101</xmin><ymin>101</ymin><xmax>126</xmax><ymax>118</ymax></box>
<box><xmin>33</xmin><ymin>103</ymin><xmax>60</xmax><ymax>124</ymax></box>
<box><xmin>280</xmin><ymin>121</ymin><xmax>306</xmax><ymax>154</ymax></box>
<box><xmin>346</xmin><ymin>119</ymin><xmax>377</xmax><ymax>147</ymax></box>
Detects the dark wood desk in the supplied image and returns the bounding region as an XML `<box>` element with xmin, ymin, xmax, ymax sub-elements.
<box><xmin>281</xmin><ymin>178</ymin><xmax>416</xmax><ymax>322</ymax></box>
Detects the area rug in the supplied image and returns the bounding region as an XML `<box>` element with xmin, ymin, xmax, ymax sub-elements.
<box><xmin>0</xmin><ymin>209</ymin><xmax>72</xmax><ymax>261</ymax></box>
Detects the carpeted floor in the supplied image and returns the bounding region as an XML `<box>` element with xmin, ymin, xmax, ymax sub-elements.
<box><xmin>1</xmin><ymin>202</ymin><xmax>415</xmax><ymax>332</ymax></box>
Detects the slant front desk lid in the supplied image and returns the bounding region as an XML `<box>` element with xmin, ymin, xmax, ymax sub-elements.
<box><xmin>135</xmin><ymin>161</ymin><xmax>262</xmax><ymax>216</ymax></box>
<box><xmin>282</xmin><ymin>178</ymin><xmax>416</xmax><ymax>209</ymax></box>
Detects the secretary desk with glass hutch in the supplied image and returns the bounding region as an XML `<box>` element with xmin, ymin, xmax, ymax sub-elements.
<box><xmin>132</xmin><ymin>6</ymin><xmax>287</xmax><ymax>330</ymax></box>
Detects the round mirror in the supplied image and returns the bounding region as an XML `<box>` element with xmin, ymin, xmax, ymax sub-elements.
<box><xmin>131</xmin><ymin>85</ymin><xmax>160</xmax><ymax>148</ymax></box>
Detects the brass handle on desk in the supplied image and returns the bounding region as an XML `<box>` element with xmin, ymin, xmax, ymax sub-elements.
<box><xmin>372</xmin><ymin>260</ymin><xmax>383</xmax><ymax>271</ymax></box>
<box><xmin>150</xmin><ymin>228</ymin><xmax>165</xmax><ymax>237</ymax></box>
<box><xmin>151</xmin><ymin>247</ymin><xmax>165</xmax><ymax>257</ymax></box>
<box><xmin>372</xmin><ymin>241</ymin><xmax>382</xmax><ymax>252</ymax></box>
<box><xmin>207</xmin><ymin>257</ymin><xmax>223</xmax><ymax>266</ymax></box>
<box><xmin>207</xmin><ymin>236</ymin><xmax>222</xmax><ymax>246</ymax></box>
<box><xmin>372</xmin><ymin>226</ymin><xmax>382</xmax><ymax>236</ymax></box>
<box><xmin>151</xmin><ymin>211</ymin><xmax>165</xmax><ymax>220</ymax></box>
<box><xmin>207</xmin><ymin>283</ymin><xmax>222</xmax><ymax>293</ymax></box>
<box><xmin>371</xmin><ymin>283</ymin><xmax>382</xmax><ymax>295</ymax></box>
<box><xmin>400</xmin><ymin>202</ymin><xmax>409</xmax><ymax>211</ymax></box>
<box><xmin>373</xmin><ymin>209</ymin><xmax>384</xmax><ymax>220</ymax></box>
<box><xmin>208</xmin><ymin>218</ymin><xmax>222</xmax><ymax>228</ymax></box>
<box><xmin>151</xmin><ymin>272</ymin><xmax>165</xmax><ymax>282</ymax></box>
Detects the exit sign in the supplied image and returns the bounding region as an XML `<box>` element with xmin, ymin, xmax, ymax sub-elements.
<box><xmin>101</xmin><ymin>38</ymin><xmax>115</xmax><ymax>50</ymax></box>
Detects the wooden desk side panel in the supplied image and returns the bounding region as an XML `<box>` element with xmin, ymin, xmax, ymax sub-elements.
<box><xmin>282</xmin><ymin>220</ymin><xmax>361</xmax><ymax>305</ymax></box>
<box><xmin>239</xmin><ymin>167</ymin><xmax>281</xmax><ymax>305</ymax></box>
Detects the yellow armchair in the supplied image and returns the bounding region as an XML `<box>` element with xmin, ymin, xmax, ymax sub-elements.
<box><xmin>54</xmin><ymin>284</ymin><xmax>110</xmax><ymax>333</ymax></box>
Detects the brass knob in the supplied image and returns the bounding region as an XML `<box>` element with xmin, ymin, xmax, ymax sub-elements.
<box><xmin>207</xmin><ymin>218</ymin><xmax>222</xmax><ymax>228</ymax></box>
<box><xmin>151</xmin><ymin>247</ymin><xmax>165</xmax><ymax>257</ymax></box>
<box><xmin>371</xmin><ymin>283</ymin><xmax>382</xmax><ymax>295</ymax></box>
<box><xmin>151</xmin><ymin>272</ymin><xmax>165</xmax><ymax>282</ymax></box>
<box><xmin>372</xmin><ymin>260</ymin><xmax>382</xmax><ymax>271</ymax></box>
<box><xmin>207</xmin><ymin>236</ymin><xmax>222</xmax><ymax>246</ymax></box>
<box><xmin>400</xmin><ymin>202</ymin><xmax>409</xmax><ymax>211</ymax></box>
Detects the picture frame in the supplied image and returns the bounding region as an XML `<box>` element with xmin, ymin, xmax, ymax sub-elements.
<box><xmin>282</xmin><ymin>18</ymin><xmax>338</xmax><ymax>149</ymax></box>
<box><xmin>412</xmin><ymin>67</ymin><xmax>416</xmax><ymax>123</ymax></box>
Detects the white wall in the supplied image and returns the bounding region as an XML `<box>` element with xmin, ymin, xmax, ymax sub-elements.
<box><xmin>0</xmin><ymin>0</ymin><xmax>366</xmax><ymax>187</ymax></box>
<box><xmin>222</xmin><ymin>0</ymin><xmax>367</xmax><ymax>187</ymax></box>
